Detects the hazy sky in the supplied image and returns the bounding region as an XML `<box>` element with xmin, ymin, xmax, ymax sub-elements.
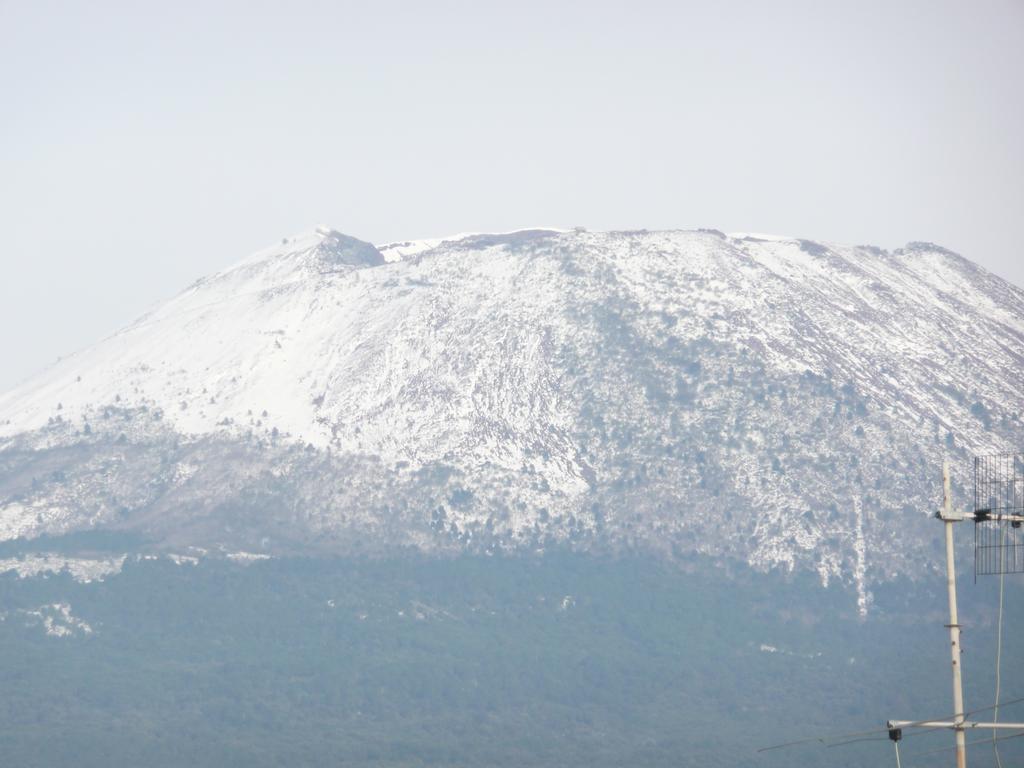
<box><xmin>2</xmin><ymin>0</ymin><xmax>1022</xmax><ymax>390</ymax></box>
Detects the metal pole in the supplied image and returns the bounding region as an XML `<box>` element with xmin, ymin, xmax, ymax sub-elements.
<box><xmin>884</xmin><ymin>724</ymin><xmax>1024</xmax><ymax>729</ymax></box>
<box><xmin>943</xmin><ymin>459</ymin><xmax>967</xmax><ymax>768</ymax></box>
<box><xmin>888</xmin><ymin>720</ymin><xmax>1024</xmax><ymax>730</ymax></box>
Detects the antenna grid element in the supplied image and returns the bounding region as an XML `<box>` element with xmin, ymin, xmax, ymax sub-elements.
<box><xmin>974</xmin><ymin>453</ymin><xmax>1024</xmax><ymax>577</ymax></box>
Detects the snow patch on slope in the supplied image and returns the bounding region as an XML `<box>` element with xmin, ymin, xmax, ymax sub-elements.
<box><xmin>0</xmin><ymin>553</ymin><xmax>127</xmax><ymax>582</ymax></box>
<box><xmin>17</xmin><ymin>602</ymin><xmax>94</xmax><ymax>637</ymax></box>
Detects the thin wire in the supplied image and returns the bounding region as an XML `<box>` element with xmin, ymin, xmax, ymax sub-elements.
<box><xmin>825</xmin><ymin>735</ymin><xmax>891</xmax><ymax>748</ymax></box>
<box><xmin>756</xmin><ymin>729</ymin><xmax>882</xmax><ymax>753</ymax></box>
<box><xmin>826</xmin><ymin>723</ymin><xmax>951</xmax><ymax>749</ymax></box>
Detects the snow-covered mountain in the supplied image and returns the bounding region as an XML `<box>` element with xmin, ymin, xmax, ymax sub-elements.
<box><xmin>2</xmin><ymin>227</ymin><xmax>1022</xmax><ymax>600</ymax></box>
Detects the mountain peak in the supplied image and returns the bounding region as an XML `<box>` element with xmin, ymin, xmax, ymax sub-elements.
<box><xmin>1</xmin><ymin>227</ymin><xmax>1022</xmax><ymax>589</ymax></box>
<box><xmin>309</xmin><ymin>229</ymin><xmax>384</xmax><ymax>268</ymax></box>
<box><xmin>231</xmin><ymin>228</ymin><xmax>384</xmax><ymax>273</ymax></box>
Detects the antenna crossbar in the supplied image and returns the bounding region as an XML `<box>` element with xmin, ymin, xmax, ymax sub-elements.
<box><xmin>935</xmin><ymin>510</ymin><xmax>1024</xmax><ymax>524</ymax></box>
<box><xmin>888</xmin><ymin>720</ymin><xmax>1024</xmax><ymax>731</ymax></box>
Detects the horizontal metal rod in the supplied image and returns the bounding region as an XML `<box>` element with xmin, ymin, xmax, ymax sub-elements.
<box><xmin>971</xmin><ymin>513</ymin><xmax>1024</xmax><ymax>522</ymax></box>
<box><xmin>936</xmin><ymin>511</ymin><xmax>1024</xmax><ymax>522</ymax></box>
<box><xmin>888</xmin><ymin>720</ymin><xmax>1024</xmax><ymax>730</ymax></box>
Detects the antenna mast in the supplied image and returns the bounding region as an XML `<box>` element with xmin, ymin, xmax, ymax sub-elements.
<box><xmin>887</xmin><ymin>455</ymin><xmax>1024</xmax><ymax>767</ymax></box>
<box><xmin>941</xmin><ymin>459</ymin><xmax>967</xmax><ymax>768</ymax></box>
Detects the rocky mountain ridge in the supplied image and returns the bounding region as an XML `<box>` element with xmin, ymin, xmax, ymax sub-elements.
<box><xmin>2</xmin><ymin>227</ymin><xmax>1022</xmax><ymax>603</ymax></box>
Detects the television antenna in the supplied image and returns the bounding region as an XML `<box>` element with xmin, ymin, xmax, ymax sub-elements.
<box><xmin>886</xmin><ymin>455</ymin><xmax>1024</xmax><ymax>768</ymax></box>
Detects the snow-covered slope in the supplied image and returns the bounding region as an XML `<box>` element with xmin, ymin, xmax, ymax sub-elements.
<box><xmin>1</xmin><ymin>227</ymin><xmax>1022</xmax><ymax>595</ymax></box>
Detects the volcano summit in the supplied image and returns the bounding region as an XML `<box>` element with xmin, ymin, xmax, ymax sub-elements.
<box><xmin>1</xmin><ymin>227</ymin><xmax>1022</xmax><ymax>599</ymax></box>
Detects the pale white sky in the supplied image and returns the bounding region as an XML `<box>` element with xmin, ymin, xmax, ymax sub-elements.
<box><xmin>1</xmin><ymin>0</ymin><xmax>1022</xmax><ymax>389</ymax></box>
